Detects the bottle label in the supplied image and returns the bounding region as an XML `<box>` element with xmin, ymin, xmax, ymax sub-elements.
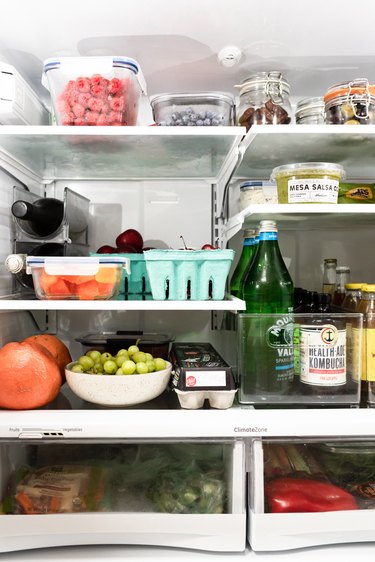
<box><xmin>287</xmin><ymin>178</ymin><xmax>339</xmax><ymax>203</ymax></box>
<box><xmin>360</xmin><ymin>327</ymin><xmax>375</xmax><ymax>382</ymax></box>
<box><xmin>300</xmin><ymin>324</ymin><xmax>346</xmax><ymax>386</ymax></box>
<box><xmin>244</xmin><ymin>238</ymin><xmax>256</xmax><ymax>246</ymax></box>
<box><xmin>266</xmin><ymin>315</ymin><xmax>294</xmax><ymax>381</ymax></box>
<box><xmin>259</xmin><ymin>232</ymin><xmax>277</xmax><ymax>242</ymax></box>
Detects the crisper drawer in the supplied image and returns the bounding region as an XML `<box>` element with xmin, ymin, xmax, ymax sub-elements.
<box><xmin>0</xmin><ymin>438</ymin><xmax>246</xmax><ymax>553</ymax></box>
<box><xmin>248</xmin><ymin>437</ymin><xmax>375</xmax><ymax>551</ymax></box>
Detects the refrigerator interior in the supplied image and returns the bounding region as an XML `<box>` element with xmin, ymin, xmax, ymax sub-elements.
<box><xmin>2</xmin><ymin>0</ymin><xmax>375</xmax><ymax>559</ymax></box>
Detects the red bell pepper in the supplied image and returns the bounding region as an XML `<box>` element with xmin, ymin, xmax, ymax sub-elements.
<box><xmin>265</xmin><ymin>477</ymin><xmax>358</xmax><ymax>513</ymax></box>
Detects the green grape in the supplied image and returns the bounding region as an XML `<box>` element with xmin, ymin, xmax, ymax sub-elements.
<box><xmin>136</xmin><ymin>361</ymin><xmax>148</xmax><ymax>374</ymax></box>
<box><xmin>146</xmin><ymin>360</ymin><xmax>156</xmax><ymax>373</ymax></box>
<box><xmin>127</xmin><ymin>345</ymin><xmax>139</xmax><ymax>357</ymax></box>
<box><xmin>78</xmin><ymin>355</ymin><xmax>95</xmax><ymax>371</ymax></box>
<box><xmin>121</xmin><ymin>360</ymin><xmax>136</xmax><ymax>375</ymax></box>
<box><xmin>115</xmin><ymin>355</ymin><xmax>127</xmax><ymax>367</ymax></box>
<box><xmin>144</xmin><ymin>352</ymin><xmax>154</xmax><ymax>362</ymax></box>
<box><xmin>86</xmin><ymin>349</ymin><xmax>102</xmax><ymax>362</ymax></box>
<box><xmin>116</xmin><ymin>367</ymin><xmax>124</xmax><ymax>375</ymax></box>
<box><xmin>103</xmin><ymin>360</ymin><xmax>118</xmax><ymax>374</ymax></box>
<box><xmin>71</xmin><ymin>363</ymin><xmax>84</xmax><ymax>373</ymax></box>
<box><xmin>116</xmin><ymin>349</ymin><xmax>129</xmax><ymax>358</ymax></box>
<box><xmin>100</xmin><ymin>352</ymin><xmax>113</xmax><ymax>364</ymax></box>
<box><xmin>92</xmin><ymin>362</ymin><xmax>104</xmax><ymax>374</ymax></box>
<box><xmin>154</xmin><ymin>358</ymin><xmax>167</xmax><ymax>371</ymax></box>
<box><xmin>132</xmin><ymin>351</ymin><xmax>147</xmax><ymax>364</ymax></box>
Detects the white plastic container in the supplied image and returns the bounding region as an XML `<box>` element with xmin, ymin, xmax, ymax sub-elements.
<box><xmin>42</xmin><ymin>56</ymin><xmax>147</xmax><ymax>126</ymax></box>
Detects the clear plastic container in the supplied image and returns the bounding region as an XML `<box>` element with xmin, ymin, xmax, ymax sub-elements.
<box><xmin>26</xmin><ymin>256</ymin><xmax>129</xmax><ymax>300</ymax></box>
<box><xmin>150</xmin><ymin>92</ymin><xmax>235</xmax><ymax>126</ymax></box>
<box><xmin>295</xmin><ymin>96</ymin><xmax>325</xmax><ymax>124</ymax></box>
<box><xmin>235</xmin><ymin>71</ymin><xmax>292</xmax><ymax>131</ymax></box>
<box><xmin>270</xmin><ymin>162</ymin><xmax>345</xmax><ymax>204</ymax></box>
<box><xmin>324</xmin><ymin>78</ymin><xmax>375</xmax><ymax>124</ymax></box>
<box><xmin>239</xmin><ymin>181</ymin><xmax>278</xmax><ymax>208</ymax></box>
<box><xmin>42</xmin><ymin>56</ymin><xmax>146</xmax><ymax>126</ymax></box>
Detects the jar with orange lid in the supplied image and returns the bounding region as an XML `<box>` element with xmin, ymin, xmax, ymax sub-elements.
<box><xmin>324</xmin><ymin>78</ymin><xmax>375</xmax><ymax>125</ymax></box>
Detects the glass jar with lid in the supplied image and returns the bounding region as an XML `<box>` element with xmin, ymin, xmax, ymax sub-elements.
<box><xmin>324</xmin><ymin>78</ymin><xmax>375</xmax><ymax>124</ymax></box>
<box><xmin>295</xmin><ymin>96</ymin><xmax>325</xmax><ymax>124</ymax></box>
<box><xmin>342</xmin><ymin>283</ymin><xmax>363</xmax><ymax>311</ymax></box>
<box><xmin>235</xmin><ymin>71</ymin><xmax>292</xmax><ymax>131</ymax></box>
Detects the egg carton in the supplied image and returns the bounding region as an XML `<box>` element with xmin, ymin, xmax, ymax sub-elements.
<box><xmin>175</xmin><ymin>389</ymin><xmax>237</xmax><ymax>410</ymax></box>
<box><xmin>144</xmin><ymin>249</ymin><xmax>234</xmax><ymax>300</ymax></box>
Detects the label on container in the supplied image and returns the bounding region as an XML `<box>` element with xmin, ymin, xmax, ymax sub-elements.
<box><xmin>300</xmin><ymin>324</ymin><xmax>346</xmax><ymax>386</ymax></box>
<box><xmin>361</xmin><ymin>328</ymin><xmax>375</xmax><ymax>382</ymax></box>
<box><xmin>287</xmin><ymin>179</ymin><xmax>339</xmax><ymax>203</ymax></box>
<box><xmin>266</xmin><ymin>315</ymin><xmax>294</xmax><ymax>382</ymax></box>
<box><xmin>185</xmin><ymin>370</ymin><xmax>227</xmax><ymax>388</ymax></box>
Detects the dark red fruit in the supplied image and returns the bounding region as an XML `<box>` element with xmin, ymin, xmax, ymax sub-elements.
<box><xmin>116</xmin><ymin>229</ymin><xmax>143</xmax><ymax>253</ymax></box>
<box><xmin>201</xmin><ymin>244</ymin><xmax>217</xmax><ymax>250</ymax></box>
<box><xmin>116</xmin><ymin>244</ymin><xmax>137</xmax><ymax>254</ymax></box>
<box><xmin>97</xmin><ymin>245</ymin><xmax>116</xmax><ymax>254</ymax></box>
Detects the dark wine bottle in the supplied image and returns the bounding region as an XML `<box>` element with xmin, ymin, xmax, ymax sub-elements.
<box><xmin>12</xmin><ymin>198</ymin><xmax>64</xmax><ymax>237</ymax></box>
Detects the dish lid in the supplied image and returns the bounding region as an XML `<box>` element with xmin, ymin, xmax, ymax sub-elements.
<box><xmin>240</xmin><ymin>180</ymin><xmax>264</xmax><ymax>190</ymax></box>
<box><xmin>26</xmin><ymin>256</ymin><xmax>130</xmax><ymax>275</ymax></box>
<box><xmin>42</xmin><ymin>56</ymin><xmax>147</xmax><ymax>94</ymax></box>
<box><xmin>324</xmin><ymin>78</ymin><xmax>375</xmax><ymax>103</ymax></box>
<box><xmin>270</xmin><ymin>162</ymin><xmax>345</xmax><ymax>181</ymax></box>
<box><xmin>76</xmin><ymin>332</ymin><xmax>174</xmax><ymax>345</ymax></box>
<box><xmin>150</xmin><ymin>91</ymin><xmax>235</xmax><ymax>106</ymax></box>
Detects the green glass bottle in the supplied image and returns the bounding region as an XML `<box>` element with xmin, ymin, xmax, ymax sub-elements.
<box><xmin>230</xmin><ymin>229</ymin><xmax>257</xmax><ymax>298</ymax></box>
<box><xmin>239</xmin><ymin>220</ymin><xmax>294</xmax><ymax>403</ymax></box>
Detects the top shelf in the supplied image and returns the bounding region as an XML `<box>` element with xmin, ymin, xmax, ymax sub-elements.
<box><xmin>235</xmin><ymin>124</ymin><xmax>375</xmax><ymax>180</ymax></box>
<box><xmin>0</xmin><ymin>126</ymin><xmax>245</xmax><ymax>182</ymax></box>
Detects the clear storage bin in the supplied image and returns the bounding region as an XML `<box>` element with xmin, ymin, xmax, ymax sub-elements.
<box><xmin>90</xmin><ymin>252</ymin><xmax>151</xmax><ymax>294</ymax></box>
<box><xmin>42</xmin><ymin>56</ymin><xmax>146</xmax><ymax>126</ymax></box>
<box><xmin>238</xmin><ymin>313</ymin><xmax>362</xmax><ymax>407</ymax></box>
<box><xmin>249</xmin><ymin>437</ymin><xmax>375</xmax><ymax>551</ymax></box>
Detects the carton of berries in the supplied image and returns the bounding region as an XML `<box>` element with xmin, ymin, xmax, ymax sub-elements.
<box><xmin>42</xmin><ymin>56</ymin><xmax>147</xmax><ymax>126</ymax></box>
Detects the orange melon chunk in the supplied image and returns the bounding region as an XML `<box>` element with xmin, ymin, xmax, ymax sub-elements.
<box><xmin>76</xmin><ymin>279</ymin><xmax>100</xmax><ymax>300</ymax></box>
<box><xmin>95</xmin><ymin>267</ymin><xmax>117</xmax><ymax>284</ymax></box>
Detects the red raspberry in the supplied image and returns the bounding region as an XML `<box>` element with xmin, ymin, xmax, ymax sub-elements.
<box><xmin>78</xmin><ymin>92</ymin><xmax>91</xmax><ymax>107</ymax></box>
<box><xmin>91</xmin><ymin>74</ymin><xmax>109</xmax><ymax>89</ymax></box>
<box><xmin>87</xmin><ymin>97</ymin><xmax>105</xmax><ymax>112</ymax></box>
<box><xmin>76</xmin><ymin>77</ymin><xmax>91</xmax><ymax>92</ymax></box>
<box><xmin>68</xmin><ymin>88</ymin><xmax>80</xmax><ymax>103</ymax></box>
<box><xmin>91</xmin><ymin>84</ymin><xmax>106</xmax><ymax>98</ymax></box>
<box><xmin>85</xmin><ymin>111</ymin><xmax>100</xmax><ymax>125</ymax></box>
<box><xmin>74</xmin><ymin>117</ymin><xmax>86</xmax><ymax>126</ymax></box>
<box><xmin>110</xmin><ymin>96</ymin><xmax>125</xmax><ymax>111</ymax></box>
<box><xmin>72</xmin><ymin>103</ymin><xmax>85</xmax><ymax>118</ymax></box>
<box><xmin>108</xmin><ymin>110</ymin><xmax>122</xmax><ymax>124</ymax></box>
<box><xmin>96</xmin><ymin>113</ymin><xmax>108</xmax><ymax>126</ymax></box>
<box><xmin>101</xmin><ymin>103</ymin><xmax>110</xmax><ymax>114</ymax></box>
<box><xmin>108</xmin><ymin>78</ymin><xmax>122</xmax><ymax>95</ymax></box>
<box><xmin>61</xmin><ymin>112</ymin><xmax>75</xmax><ymax>125</ymax></box>
<box><xmin>56</xmin><ymin>99</ymin><xmax>71</xmax><ymax>113</ymax></box>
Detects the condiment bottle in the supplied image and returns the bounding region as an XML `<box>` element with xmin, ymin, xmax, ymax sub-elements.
<box><xmin>342</xmin><ymin>283</ymin><xmax>363</xmax><ymax>311</ymax></box>
<box><xmin>239</xmin><ymin>220</ymin><xmax>294</xmax><ymax>402</ymax></box>
<box><xmin>322</xmin><ymin>258</ymin><xmax>337</xmax><ymax>297</ymax></box>
<box><xmin>332</xmin><ymin>266</ymin><xmax>351</xmax><ymax>306</ymax></box>
<box><xmin>357</xmin><ymin>284</ymin><xmax>375</xmax><ymax>395</ymax></box>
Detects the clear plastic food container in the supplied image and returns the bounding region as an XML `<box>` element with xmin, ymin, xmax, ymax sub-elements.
<box><xmin>150</xmin><ymin>92</ymin><xmax>235</xmax><ymax>126</ymax></box>
<box><xmin>270</xmin><ymin>162</ymin><xmax>346</xmax><ymax>204</ymax></box>
<box><xmin>26</xmin><ymin>256</ymin><xmax>130</xmax><ymax>300</ymax></box>
<box><xmin>42</xmin><ymin>56</ymin><xmax>147</xmax><ymax>126</ymax></box>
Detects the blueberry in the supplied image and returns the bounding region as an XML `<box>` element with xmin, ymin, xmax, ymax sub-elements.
<box><xmin>171</xmin><ymin>112</ymin><xmax>181</xmax><ymax>121</ymax></box>
<box><xmin>196</xmin><ymin>119</ymin><xmax>204</xmax><ymax>126</ymax></box>
<box><xmin>182</xmin><ymin>114</ymin><xmax>190</xmax><ymax>124</ymax></box>
<box><xmin>203</xmin><ymin>118</ymin><xmax>211</xmax><ymax>126</ymax></box>
<box><xmin>186</xmin><ymin>106</ymin><xmax>194</xmax><ymax>114</ymax></box>
<box><xmin>174</xmin><ymin>119</ymin><xmax>183</xmax><ymax>125</ymax></box>
<box><xmin>189</xmin><ymin>113</ymin><xmax>198</xmax><ymax>122</ymax></box>
<box><xmin>206</xmin><ymin>111</ymin><xmax>215</xmax><ymax>119</ymax></box>
<box><xmin>211</xmin><ymin>118</ymin><xmax>220</xmax><ymax>126</ymax></box>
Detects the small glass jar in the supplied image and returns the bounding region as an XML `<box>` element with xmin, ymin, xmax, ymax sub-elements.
<box><xmin>341</xmin><ymin>283</ymin><xmax>363</xmax><ymax>311</ymax></box>
<box><xmin>324</xmin><ymin>78</ymin><xmax>375</xmax><ymax>125</ymax></box>
<box><xmin>295</xmin><ymin>96</ymin><xmax>325</xmax><ymax>124</ymax></box>
<box><xmin>235</xmin><ymin>71</ymin><xmax>292</xmax><ymax>131</ymax></box>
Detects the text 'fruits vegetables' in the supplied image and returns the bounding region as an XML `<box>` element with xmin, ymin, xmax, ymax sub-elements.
<box><xmin>0</xmin><ymin>341</ymin><xmax>62</xmax><ymax>410</ymax></box>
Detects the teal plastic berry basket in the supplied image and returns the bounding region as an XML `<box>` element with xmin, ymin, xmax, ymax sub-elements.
<box><xmin>90</xmin><ymin>253</ymin><xmax>151</xmax><ymax>294</ymax></box>
<box><xmin>144</xmin><ymin>249</ymin><xmax>235</xmax><ymax>300</ymax></box>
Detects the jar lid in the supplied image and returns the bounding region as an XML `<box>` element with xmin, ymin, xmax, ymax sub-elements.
<box><xmin>235</xmin><ymin>71</ymin><xmax>290</xmax><ymax>98</ymax></box>
<box><xmin>240</xmin><ymin>181</ymin><xmax>264</xmax><ymax>190</ymax></box>
<box><xmin>324</xmin><ymin>258</ymin><xmax>338</xmax><ymax>264</ymax></box>
<box><xmin>295</xmin><ymin>96</ymin><xmax>325</xmax><ymax>115</ymax></box>
<box><xmin>270</xmin><ymin>162</ymin><xmax>345</xmax><ymax>181</ymax></box>
<box><xmin>336</xmin><ymin>266</ymin><xmax>350</xmax><ymax>272</ymax></box>
<box><xmin>362</xmin><ymin>284</ymin><xmax>375</xmax><ymax>292</ymax></box>
<box><xmin>244</xmin><ymin>229</ymin><xmax>256</xmax><ymax>237</ymax></box>
<box><xmin>324</xmin><ymin>78</ymin><xmax>375</xmax><ymax>103</ymax></box>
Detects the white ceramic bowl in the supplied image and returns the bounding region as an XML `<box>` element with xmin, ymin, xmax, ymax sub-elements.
<box><xmin>65</xmin><ymin>361</ymin><xmax>172</xmax><ymax>406</ymax></box>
